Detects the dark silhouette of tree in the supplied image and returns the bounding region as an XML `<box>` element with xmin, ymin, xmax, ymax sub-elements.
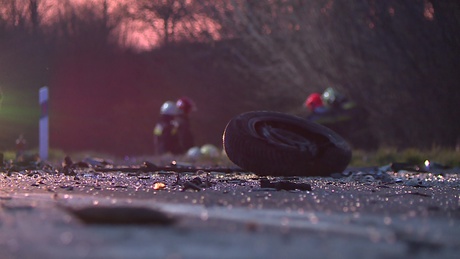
<box><xmin>134</xmin><ymin>0</ymin><xmax>190</xmax><ymax>46</ymax></box>
<box><xmin>1</xmin><ymin>0</ymin><xmax>460</xmax><ymax>153</ymax></box>
<box><xmin>48</xmin><ymin>0</ymin><xmax>127</xmax><ymax>51</ymax></box>
<box><xmin>196</xmin><ymin>0</ymin><xmax>460</xmax><ymax>149</ymax></box>
<box><xmin>29</xmin><ymin>0</ymin><xmax>39</xmax><ymax>34</ymax></box>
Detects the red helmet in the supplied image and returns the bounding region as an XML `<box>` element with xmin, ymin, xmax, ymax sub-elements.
<box><xmin>176</xmin><ymin>96</ymin><xmax>195</xmax><ymax>114</ymax></box>
<box><xmin>305</xmin><ymin>93</ymin><xmax>323</xmax><ymax>111</ymax></box>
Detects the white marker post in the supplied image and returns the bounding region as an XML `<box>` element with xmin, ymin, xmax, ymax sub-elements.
<box><xmin>39</xmin><ymin>86</ymin><xmax>49</xmax><ymax>161</ymax></box>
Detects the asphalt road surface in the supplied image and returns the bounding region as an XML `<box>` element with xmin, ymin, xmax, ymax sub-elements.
<box><xmin>1</xmin><ymin>161</ymin><xmax>459</xmax><ymax>259</ymax></box>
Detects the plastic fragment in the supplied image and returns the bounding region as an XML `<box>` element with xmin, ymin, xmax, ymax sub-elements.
<box><xmin>260</xmin><ymin>179</ymin><xmax>312</xmax><ymax>191</ymax></box>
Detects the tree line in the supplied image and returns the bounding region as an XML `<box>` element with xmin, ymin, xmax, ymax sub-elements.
<box><xmin>0</xmin><ymin>0</ymin><xmax>459</xmax><ymax>155</ymax></box>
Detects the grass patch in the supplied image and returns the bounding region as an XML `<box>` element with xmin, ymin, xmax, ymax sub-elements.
<box><xmin>351</xmin><ymin>147</ymin><xmax>460</xmax><ymax>167</ymax></box>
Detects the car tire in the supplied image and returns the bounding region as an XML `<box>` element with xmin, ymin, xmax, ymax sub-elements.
<box><xmin>223</xmin><ymin>111</ymin><xmax>352</xmax><ymax>176</ymax></box>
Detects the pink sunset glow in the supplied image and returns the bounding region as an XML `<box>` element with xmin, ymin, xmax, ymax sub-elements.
<box><xmin>19</xmin><ymin>0</ymin><xmax>220</xmax><ymax>50</ymax></box>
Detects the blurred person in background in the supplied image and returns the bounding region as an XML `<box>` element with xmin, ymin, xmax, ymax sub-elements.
<box><xmin>304</xmin><ymin>87</ymin><xmax>377</xmax><ymax>149</ymax></box>
<box><xmin>15</xmin><ymin>134</ymin><xmax>27</xmax><ymax>161</ymax></box>
<box><xmin>175</xmin><ymin>96</ymin><xmax>196</xmax><ymax>154</ymax></box>
<box><xmin>304</xmin><ymin>92</ymin><xmax>328</xmax><ymax>118</ymax></box>
<box><xmin>153</xmin><ymin>101</ymin><xmax>181</xmax><ymax>155</ymax></box>
<box><xmin>305</xmin><ymin>87</ymin><xmax>354</xmax><ymax>124</ymax></box>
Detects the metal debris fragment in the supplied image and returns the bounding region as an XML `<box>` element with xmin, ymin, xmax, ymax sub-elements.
<box><xmin>260</xmin><ymin>179</ymin><xmax>312</xmax><ymax>191</ymax></box>
<box><xmin>67</xmin><ymin>206</ymin><xmax>176</xmax><ymax>225</ymax></box>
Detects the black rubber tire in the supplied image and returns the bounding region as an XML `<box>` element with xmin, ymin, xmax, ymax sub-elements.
<box><xmin>223</xmin><ymin>111</ymin><xmax>352</xmax><ymax>177</ymax></box>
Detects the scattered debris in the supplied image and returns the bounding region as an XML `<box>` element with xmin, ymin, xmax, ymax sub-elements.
<box><xmin>60</xmin><ymin>185</ymin><xmax>74</xmax><ymax>191</ymax></box>
<box><xmin>182</xmin><ymin>181</ymin><xmax>202</xmax><ymax>191</ymax></box>
<box><xmin>424</xmin><ymin>160</ymin><xmax>451</xmax><ymax>171</ymax></box>
<box><xmin>404</xmin><ymin>178</ymin><xmax>431</xmax><ymax>188</ymax></box>
<box><xmin>92</xmin><ymin>160</ymin><xmax>247</xmax><ymax>174</ymax></box>
<box><xmin>384</xmin><ymin>191</ymin><xmax>432</xmax><ymax>198</ymax></box>
<box><xmin>153</xmin><ymin>182</ymin><xmax>166</xmax><ymax>190</ymax></box>
<box><xmin>66</xmin><ymin>206</ymin><xmax>176</xmax><ymax>225</ymax></box>
<box><xmin>260</xmin><ymin>179</ymin><xmax>312</xmax><ymax>191</ymax></box>
<box><xmin>8</xmin><ymin>160</ymin><xmax>40</xmax><ymax>172</ymax></box>
<box><xmin>83</xmin><ymin>157</ymin><xmax>114</xmax><ymax>168</ymax></box>
<box><xmin>0</xmin><ymin>156</ymin><xmax>247</xmax><ymax>175</ymax></box>
<box><xmin>143</xmin><ymin>161</ymin><xmax>158</xmax><ymax>171</ymax></box>
<box><xmin>182</xmin><ymin>177</ymin><xmax>210</xmax><ymax>191</ymax></box>
<box><xmin>63</xmin><ymin>156</ymin><xmax>90</xmax><ymax>169</ymax></box>
<box><xmin>388</xmin><ymin>162</ymin><xmax>426</xmax><ymax>173</ymax></box>
<box><xmin>341</xmin><ymin>170</ymin><xmax>394</xmax><ymax>184</ymax></box>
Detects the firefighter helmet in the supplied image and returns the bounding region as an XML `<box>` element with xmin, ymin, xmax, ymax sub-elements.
<box><xmin>305</xmin><ymin>93</ymin><xmax>323</xmax><ymax>111</ymax></box>
<box><xmin>322</xmin><ymin>87</ymin><xmax>346</xmax><ymax>106</ymax></box>
<box><xmin>160</xmin><ymin>101</ymin><xmax>180</xmax><ymax>115</ymax></box>
<box><xmin>176</xmin><ymin>97</ymin><xmax>196</xmax><ymax>114</ymax></box>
